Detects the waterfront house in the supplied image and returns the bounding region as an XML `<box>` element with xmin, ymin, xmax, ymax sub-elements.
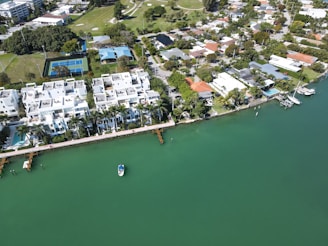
<box><xmin>21</xmin><ymin>79</ymin><xmax>89</xmax><ymax>135</ymax></box>
<box><xmin>0</xmin><ymin>87</ymin><xmax>19</xmax><ymax>117</ymax></box>
<box><xmin>249</xmin><ymin>62</ymin><xmax>290</xmax><ymax>80</ymax></box>
<box><xmin>286</xmin><ymin>51</ymin><xmax>318</xmax><ymax>66</ymax></box>
<box><xmin>269</xmin><ymin>55</ymin><xmax>302</xmax><ymax>73</ymax></box>
<box><xmin>209</xmin><ymin>72</ymin><xmax>247</xmax><ymax>97</ymax></box>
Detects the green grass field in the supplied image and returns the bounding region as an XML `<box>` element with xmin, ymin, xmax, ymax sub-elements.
<box><xmin>0</xmin><ymin>52</ymin><xmax>61</xmax><ymax>83</ymax></box>
<box><xmin>69</xmin><ymin>0</ymin><xmax>205</xmax><ymax>35</ymax></box>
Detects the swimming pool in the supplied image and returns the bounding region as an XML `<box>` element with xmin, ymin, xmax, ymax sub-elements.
<box><xmin>262</xmin><ymin>88</ymin><xmax>280</xmax><ymax>97</ymax></box>
<box><xmin>12</xmin><ymin>131</ymin><xmax>26</xmax><ymax>146</ymax></box>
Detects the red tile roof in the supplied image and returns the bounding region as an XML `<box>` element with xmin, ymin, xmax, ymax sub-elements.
<box><xmin>205</xmin><ymin>42</ymin><xmax>219</xmax><ymax>52</ymax></box>
<box><xmin>185</xmin><ymin>78</ymin><xmax>213</xmax><ymax>92</ymax></box>
<box><xmin>287</xmin><ymin>52</ymin><xmax>317</xmax><ymax>65</ymax></box>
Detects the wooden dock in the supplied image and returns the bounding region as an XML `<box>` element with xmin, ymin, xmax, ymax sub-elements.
<box><xmin>0</xmin><ymin>157</ymin><xmax>9</xmax><ymax>175</ymax></box>
<box><xmin>24</xmin><ymin>152</ymin><xmax>38</xmax><ymax>171</ymax></box>
<box><xmin>153</xmin><ymin>128</ymin><xmax>164</xmax><ymax>144</ymax></box>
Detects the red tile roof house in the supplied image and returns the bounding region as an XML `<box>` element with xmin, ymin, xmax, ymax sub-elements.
<box><xmin>287</xmin><ymin>51</ymin><xmax>318</xmax><ymax>66</ymax></box>
<box><xmin>185</xmin><ymin>78</ymin><xmax>213</xmax><ymax>93</ymax></box>
<box><xmin>205</xmin><ymin>42</ymin><xmax>219</xmax><ymax>53</ymax></box>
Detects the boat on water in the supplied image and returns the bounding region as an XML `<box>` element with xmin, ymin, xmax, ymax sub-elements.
<box><xmin>118</xmin><ymin>164</ymin><xmax>125</xmax><ymax>177</ymax></box>
<box><xmin>297</xmin><ymin>87</ymin><xmax>316</xmax><ymax>96</ymax></box>
<box><xmin>287</xmin><ymin>95</ymin><xmax>301</xmax><ymax>105</ymax></box>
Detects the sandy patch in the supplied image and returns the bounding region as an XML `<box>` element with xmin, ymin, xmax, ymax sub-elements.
<box><xmin>92</xmin><ymin>27</ymin><xmax>99</xmax><ymax>31</ymax></box>
<box><xmin>76</xmin><ymin>23</ymin><xmax>84</xmax><ymax>26</ymax></box>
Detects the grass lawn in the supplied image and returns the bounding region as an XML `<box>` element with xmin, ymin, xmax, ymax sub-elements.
<box><xmin>2</xmin><ymin>52</ymin><xmax>60</xmax><ymax>83</ymax></box>
<box><xmin>303</xmin><ymin>67</ymin><xmax>320</xmax><ymax>82</ymax></box>
<box><xmin>177</xmin><ymin>0</ymin><xmax>204</xmax><ymax>9</ymax></box>
<box><xmin>0</xmin><ymin>53</ymin><xmax>17</xmax><ymax>72</ymax></box>
<box><xmin>69</xmin><ymin>0</ymin><xmax>205</xmax><ymax>35</ymax></box>
<box><xmin>4</xmin><ymin>53</ymin><xmax>46</xmax><ymax>83</ymax></box>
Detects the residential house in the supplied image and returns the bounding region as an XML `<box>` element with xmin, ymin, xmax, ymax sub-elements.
<box><xmin>21</xmin><ymin>79</ymin><xmax>89</xmax><ymax>135</ymax></box>
<box><xmin>185</xmin><ymin>78</ymin><xmax>213</xmax><ymax>104</ymax></box>
<box><xmin>269</xmin><ymin>55</ymin><xmax>302</xmax><ymax>72</ymax></box>
<box><xmin>153</xmin><ymin>34</ymin><xmax>174</xmax><ymax>50</ymax></box>
<box><xmin>160</xmin><ymin>48</ymin><xmax>190</xmax><ymax>61</ymax></box>
<box><xmin>249</xmin><ymin>61</ymin><xmax>290</xmax><ymax>80</ymax></box>
<box><xmin>0</xmin><ymin>88</ymin><xmax>19</xmax><ymax>117</ymax></box>
<box><xmin>287</xmin><ymin>51</ymin><xmax>318</xmax><ymax>66</ymax></box>
<box><xmin>219</xmin><ymin>36</ymin><xmax>235</xmax><ymax>52</ymax></box>
<box><xmin>299</xmin><ymin>8</ymin><xmax>327</xmax><ymax>19</ymax></box>
<box><xmin>209</xmin><ymin>72</ymin><xmax>247</xmax><ymax>97</ymax></box>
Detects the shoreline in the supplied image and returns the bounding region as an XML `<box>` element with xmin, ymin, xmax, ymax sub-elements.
<box><xmin>0</xmin><ymin>120</ymin><xmax>176</xmax><ymax>158</ymax></box>
<box><xmin>0</xmin><ymin>85</ymin><xmax>313</xmax><ymax>159</ymax></box>
<box><xmin>0</xmin><ymin>97</ymin><xmax>274</xmax><ymax>159</ymax></box>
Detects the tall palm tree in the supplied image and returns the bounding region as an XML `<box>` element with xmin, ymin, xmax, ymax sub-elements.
<box><xmin>117</xmin><ymin>104</ymin><xmax>127</xmax><ymax>129</ymax></box>
<box><xmin>136</xmin><ymin>104</ymin><xmax>145</xmax><ymax>126</ymax></box>
<box><xmin>155</xmin><ymin>100</ymin><xmax>168</xmax><ymax>122</ymax></box>
<box><xmin>108</xmin><ymin>105</ymin><xmax>119</xmax><ymax>132</ymax></box>
<box><xmin>68</xmin><ymin>116</ymin><xmax>81</xmax><ymax>138</ymax></box>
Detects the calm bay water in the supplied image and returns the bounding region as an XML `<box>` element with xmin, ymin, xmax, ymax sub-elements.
<box><xmin>1</xmin><ymin>79</ymin><xmax>328</xmax><ymax>246</ymax></box>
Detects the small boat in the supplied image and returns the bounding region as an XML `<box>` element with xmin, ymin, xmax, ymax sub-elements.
<box><xmin>118</xmin><ymin>164</ymin><xmax>124</xmax><ymax>177</ymax></box>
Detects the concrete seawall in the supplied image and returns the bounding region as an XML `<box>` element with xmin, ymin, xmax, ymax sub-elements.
<box><xmin>0</xmin><ymin>120</ymin><xmax>176</xmax><ymax>158</ymax></box>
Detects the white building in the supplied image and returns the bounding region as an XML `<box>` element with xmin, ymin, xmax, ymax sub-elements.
<box><xmin>299</xmin><ymin>8</ymin><xmax>327</xmax><ymax>19</ymax></box>
<box><xmin>14</xmin><ymin>0</ymin><xmax>43</xmax><ymax>9</ymax></box>
<box><xmin>21</xmin><ymin>79</ymin><xmax>89</xmax><ymax>135</ymax></box>
<box><xmin>32</xmin><ymin>16</ymin><xmax>64</xmax><ymax>26</ymax></box>
<box><xmin>0</xmin><ymin>87</ymin><xmax>19</xmax><ymax>117</ymax></box>
<box><xmin>269</xmin><ymin>55</ymin><xmax>302</xmax><ymax>72</ymax></box>
<box><xmin>0</xmin><ymin>1</ymin><xmax>29</xmax><ymax>21</ymax></box>
<box><xmin>92</xmin><ymin>70</ymin><xmax>160</xmax><ymax>112</ymax></box>
<box><xmin>209</xmin><ymin>72</ymin><xmax>247</xmax><ymax>97</ymax></box>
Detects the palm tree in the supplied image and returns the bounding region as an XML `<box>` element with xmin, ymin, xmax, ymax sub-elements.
<box><xmin>16</xmin><ymin>125</ymin><xmax>30</xmax><ymax>141</ymax></box>
<box><xmin>68</xmin><ymin>116</ymin><xmax>81</xmax><ymax>138</ymax></box>
<box><xmin>117</xmin><ymin>104</ymin><xmax>127</xmax><ymax>130</ymax></box>
<box><xmin>136</xmin><ymin>104</ymin><xmax>145</xmax><ymax>126</ymax></box>
<box><xmin>155</xmin><ymin>99</ymin><xmax>168</xmax><ymax>122</ymax></box>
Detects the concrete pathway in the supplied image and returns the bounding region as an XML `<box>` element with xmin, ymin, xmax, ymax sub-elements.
<box><xmin>0</xmin><ymin>120</ymin><xmax>176</xmax><ymax>158</ymax></box>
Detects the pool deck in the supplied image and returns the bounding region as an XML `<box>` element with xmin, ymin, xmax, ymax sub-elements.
<box><xmin>0</xmin><ymin>120</ymin><xmax>176</xmax><ymax>158</ymax></box>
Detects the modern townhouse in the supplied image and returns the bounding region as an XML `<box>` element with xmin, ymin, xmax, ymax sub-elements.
<box><xmin>92</xmin><ymin>70</ymin><xmax>160</xmax><ymax>114</ymax></box>
<box><xmin>21</xmin><ymin>78</ymin><xmax>89</xmax><ymax>135</ymax></box>
<box><xmin>0</xmin><ymin>87</ymin><xmax>19</xmax><ymax>117</ymax></box>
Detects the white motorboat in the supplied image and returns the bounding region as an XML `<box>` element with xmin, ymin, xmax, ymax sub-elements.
<box><xmin>118</xmin><ymin>164</ymin><xmax>125</xmax><ymax>177</ymax></box>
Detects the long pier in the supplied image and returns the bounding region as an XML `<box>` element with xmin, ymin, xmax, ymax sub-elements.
<box><xmin>0</xmin><ymin>157</ymin><xmax>9</xmax><ymax>175</ymax></box>
<box><xmin>154</xmin><ymin>128</ymin><xmax>164</xmax><ymax>144</ymax></box>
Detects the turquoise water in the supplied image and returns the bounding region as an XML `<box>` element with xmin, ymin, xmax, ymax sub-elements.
<box><xmin>12</xmin><ymin>131</ymin><xmax>25</xmax><ymax>146</ymax></box>
<box><xmin>0</xmin><ymin>78</ymin><xmax>328</xmax><ymax>245</ymax></box>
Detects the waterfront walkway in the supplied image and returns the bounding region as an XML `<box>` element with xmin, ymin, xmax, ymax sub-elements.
<box><xmin>0</xmin><ymin>120</ymin><xmax>176</xmax><ymax>158</ymax></box>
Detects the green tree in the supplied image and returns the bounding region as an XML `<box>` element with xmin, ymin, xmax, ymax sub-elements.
<box><xmin>62</xmin><ymin>38</ymin><xmax>79</xmax><ymax>54</ymax></box>
<box><xmin>117</xmin><ymin>56</ymin><xmax>130</xmax><ymax>72</ymax></box>
<box><xmin>202</xmin><ymin>0</ymin><xmax>216</xmax><ymax>11</ymax></box>
<box><xmin>0</xmin><ymin>72</ymin><xmax>10</xmax><ymax>86</ymax></box>
<box><xmin>225</xmin><ymin>44</ymin><xmax>239</xmax><ymax>57</ymax></box>
<box><xmin>206</xmin><ymin>53</ymin><xmax>217</xmax><ymax>63</ymax></box>
<box><xmin>114</xmin><ymin>1</ymin><xmax>125</xmax><ymax>20</ymax></box>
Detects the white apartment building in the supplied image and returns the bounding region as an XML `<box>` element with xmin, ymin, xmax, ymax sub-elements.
<box><xmin>0</xmin><ymin>1</ymin><xmax>29</xmax><ymax>21</ymax></box>
<box><xmin>21</xmin><ymin>79</ymin><xmax>89</xmax><ymax>135</ymax></box>
<box><xmin>92</xmin><ymin>70</ymin><xmax>160</xmax><ymax>112</ymax></box>
<box><xmin>0</xmin><ymin>87</ymin><xmax>19</xmax><ymax>117</ymax></box>
<box><xmin>14</xmin><ymin>0</ymin><xmax>43</xmax><ymax>9</ymax></box>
